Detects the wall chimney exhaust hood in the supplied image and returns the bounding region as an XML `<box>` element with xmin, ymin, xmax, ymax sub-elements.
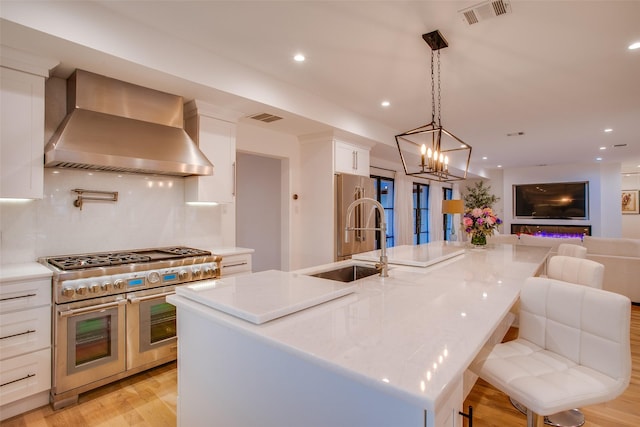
<box><xmin>45</xmin><ymin>70</ymin><xmax>213</xmax><ymax>176</ymax></box>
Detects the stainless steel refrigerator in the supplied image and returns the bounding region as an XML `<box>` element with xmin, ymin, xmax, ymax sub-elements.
<box><xmin>335</xmin><ymin>173</ymin><xmax>376</xmax><ymax>260</ymax></box>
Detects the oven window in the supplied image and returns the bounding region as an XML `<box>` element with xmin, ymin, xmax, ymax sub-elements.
<box><xmin>75</xmin><ymin>316</ymin><xmax>112</xmax><ymax>366</ymax></box>
<box><xmin>149</xmin><ymin>302</ymin><xmax>177</xmax><ymax>344</ymax></box>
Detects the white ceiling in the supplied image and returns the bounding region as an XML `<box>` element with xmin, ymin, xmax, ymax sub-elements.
<box><xmin>1</xmin><ymin>1</ymin><xmax>639</xmax><ymax>175</ymax></box>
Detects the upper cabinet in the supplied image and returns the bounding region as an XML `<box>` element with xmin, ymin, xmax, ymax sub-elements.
<box><xmin>1</xmin><ymin>67</ymin><xmax>46</xmax><ymax>199</ymax></box>
<box><xmin>0</xmin><ymin>47</ymin><xmax>57</xmax><ymax>199</ymax></box>
<box><xmin>184</xmin><ymin>101</ymin><xmax>240</xmax><ymax>204</ymax></box>
<box><xmin>334</xmin><ymin>140</ymin><xmax>370</xmax><ymax>177</ymax></box>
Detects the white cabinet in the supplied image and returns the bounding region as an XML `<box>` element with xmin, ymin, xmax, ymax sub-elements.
<box><xmin>334</xmin><ymin>140</ymin><xmax>370</xmax><ymax>176</ymax></box>
<box><xmin>0</xmin><ymin>66</ymin><xmax>46</xmax><ymax>199</ymax></box>
<box><xmin>0</xmin><ymin>269</ymin><xmax>52</xmax><ymax>420</ymax></box>
<box><xmin>219</xmin><ymin>253</ymin><xmax>252</xmax><ymax>277</ymax></box>
<box><xmin>184</xmin><ymin>101</ymin><xmax>237</xmax><ymax>204</ymax></box>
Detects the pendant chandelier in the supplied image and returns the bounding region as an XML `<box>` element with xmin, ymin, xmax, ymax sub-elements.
<box><xmin>395</xmin><ymin>30</ymin><xmax>472</xmax><ymax>182</ymax></box>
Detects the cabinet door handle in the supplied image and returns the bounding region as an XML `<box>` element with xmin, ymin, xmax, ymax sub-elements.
<box><xmin>223</xmin><ymin>262</ymin><xmax>248</xmax><ymax>268</ymax></box>
<box><xmin>352</xmin><ymin>151</ymin><xmax>358</xmax><ymax>170</ymax></box>
<box><xmin>460</xmin><ymin>405</ymin><xmax>473</xmax><ymax>427</ymax></box>
<box><xmin>0</xmin><ymin>293</ymin><xmax>36</xmax><ymax>302</ymax></box>
<box><xmin>0</xmin><ymin>329</ymin><xmax>36</xmax><ymax>340</ymax></box>
<box><xmin>1</xmin><ymin>373</ymin><xmax>35</xmax><ymax>388</ymax></box>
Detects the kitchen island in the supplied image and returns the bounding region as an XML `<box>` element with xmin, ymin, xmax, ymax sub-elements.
<box><xmin>168</xmin><ymin>243</ymin><xmax>549</xmax><ymax>427</ymax></box>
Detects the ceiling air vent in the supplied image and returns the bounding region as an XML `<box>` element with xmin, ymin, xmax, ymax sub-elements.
<box><xmin>249</xmin><ymin>112</ymin><xmax>283</xmax><ymax>123</ymax></box>
<box><xmin>459</xmin><ymin>0</ymin><xmax>512</xmax><ymax>25</ymax></box>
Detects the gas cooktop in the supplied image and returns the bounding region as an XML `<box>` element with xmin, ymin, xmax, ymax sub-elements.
<box><xmin>42</xmin><ymin>246</ymin><xmax>212</xmax><ymax>272</ymax></box>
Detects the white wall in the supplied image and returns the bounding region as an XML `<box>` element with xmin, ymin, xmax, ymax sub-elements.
<box><xmin>0</xmin><ymin>169</ymin><xmax>226</xmax><ymax>264</ymax></box>
<box><xmin>497</xmin><ymin>163</ymin><xmax>622</xmax><ymax>237</ymax></box>
<box><xmin>622</xmin><ymin>172</ymin><xmax>640</xmax><ymax>238</ymax></box>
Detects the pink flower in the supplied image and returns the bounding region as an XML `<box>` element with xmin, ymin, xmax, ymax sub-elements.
<box><xmin>463</xmin><ymin>217</ymin><xmax>473</xmax><ymax>227</ymax></box>
<box><xmin>471</xmin><ymin>208</ymin><xmax>483</xmax><ymax>218</ymax></box>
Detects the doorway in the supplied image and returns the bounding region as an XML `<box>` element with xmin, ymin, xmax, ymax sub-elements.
<box><xmin>235</xmin><ymin>152</ymin><xmax>283</xmax><ymax>272</ymax></box>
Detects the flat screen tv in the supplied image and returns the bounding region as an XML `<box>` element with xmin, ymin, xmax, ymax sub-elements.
<box><xmin>513</xmin><ymin>182</ymin><xmax>589</xmax><ymax>219</ymax></box>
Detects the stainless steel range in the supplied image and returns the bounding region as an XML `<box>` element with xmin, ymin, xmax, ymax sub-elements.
<box><xmin>39</xmin><ymin>246</ymin><xmax>221</xmax><ymax>409</ymax></box>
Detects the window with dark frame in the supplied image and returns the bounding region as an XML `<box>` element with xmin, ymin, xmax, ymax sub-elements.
<box><xmin>443</xmin><ymin>187</ymin><xmax>453</xmax><ymax>241</ymax></box>
<box><xmin>371</xmin><ymin>175</ymin><xmax>395</xmax><ymax>249</ymax></box>
<box><xmin>413</xmin><ymin>183</ymin><xmax>430</xmax><ymax>244</ymax></box>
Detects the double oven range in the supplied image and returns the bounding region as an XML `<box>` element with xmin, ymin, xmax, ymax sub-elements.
<box><xmin>39</xmin><ymin>246</ymin><xmax>221</xmax><ymax>409</ymax></box>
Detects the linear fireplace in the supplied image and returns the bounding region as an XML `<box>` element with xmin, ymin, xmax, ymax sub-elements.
<box><xmin>511</xmin><ymin>224</ymin><xmax>591</xmax><ymax>238</ymax></box>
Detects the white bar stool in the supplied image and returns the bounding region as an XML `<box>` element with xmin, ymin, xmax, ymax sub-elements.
<box><xmin>471</xmin><ymin>277</ymin><xmax>631</xmax><ymax>427</ymax></box>
<box><xmin>557</xmin><ymin>243</ymin><xmax>587</xmax><ymax>259</ymax></box>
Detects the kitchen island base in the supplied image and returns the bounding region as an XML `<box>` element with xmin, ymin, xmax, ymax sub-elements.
<box><xmin>171</xmin><ymin>297</ymin><xmax>463</xmax><ymax>427</ymax></box>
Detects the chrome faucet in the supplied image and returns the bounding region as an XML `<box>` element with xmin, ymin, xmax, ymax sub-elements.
<box><xmin>345</xmin><ymin>197</ymin><xmax>388</xmax><ymax>277</ymax></box>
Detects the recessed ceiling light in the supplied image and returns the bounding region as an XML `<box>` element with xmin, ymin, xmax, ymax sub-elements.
<box><xmin>293</xmin><ymin>53</ymin><xmax>305</xmax><ymax>62</ymax></box>
<box><xmin>596</xmin><ymin>157</ymin><xmax>603</xmax><ymax>161</ymax></box>
<box><xmin>381</xmin><ymin>101</ymin><xmax>390</xmax><ymax>107</ymax></box>
<box><xmin>604</xmin><ymin>128</ymin><xmax>613</xmax><ymax>133</ymax></box>
<box><xmin>629</xmin><ymin>42</ymin><xmax>640</xmax><ymax>50</ymax></box>
<box><xmin>599</xmin><ymin>146</ymin><xmax>606</xmax><ymax>150</ymax></box>
<box><xmin>482</xmin><ymin>156</ymin><xmax>488</xmax><ymax>160</ymax></box>
<box><xmin>497</xmin><ymin>165</ymin><xmax>502</xmax><ymax>168</ymax></box>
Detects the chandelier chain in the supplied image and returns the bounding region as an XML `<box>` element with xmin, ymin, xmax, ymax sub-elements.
<box><xmin>430</xmin><ymin>50</ymin><xmax>435</xmax><ymax>125</ymax></box>
<box><xmin>437</xmin><ymin>48</ymin><xmax>441</xmax><ymax>127</ymax></box>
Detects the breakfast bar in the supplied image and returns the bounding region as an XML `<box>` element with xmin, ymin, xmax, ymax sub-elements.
<box><xmin>168</xmin><ymin>243</ymin><xmax>549</xmax><ymax>427</ymax></box>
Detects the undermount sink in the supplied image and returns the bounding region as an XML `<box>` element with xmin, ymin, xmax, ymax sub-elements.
<box><xmin>309</xmin><ymin>265</ymin><xmax>380</xmax><ymax>283</ymax></box>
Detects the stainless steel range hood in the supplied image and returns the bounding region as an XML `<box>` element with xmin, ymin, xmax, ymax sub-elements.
<box><xmin>45</xmin><ymin>70</ymin><xmax>213</xmax><ymax>176</ymax></box>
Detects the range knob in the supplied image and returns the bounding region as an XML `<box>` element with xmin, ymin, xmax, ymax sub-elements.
<box><xmin>147</xmin><ymin>271</ymin><xmax>161</xmax><ymax>284</ymax></box>
<box><xmin>89</xmin><ymin>283</ymin><xmax>101</xmax><ymax>294</ymax></box>
<box><xmin>76</xmin><ymin>285</ymin><xmax>88</xmax><ymax>296</ymax></box>
<box><xmin>61</xmin><ymin>287</ymin><xmax>75</xmax><ymax>298</ymax></box>
<box><xmin>203</xmin><ymin>266</ymin><xmax>214</xmax><ymax>277</ymax></box>
<box><xmin>192</xmin><ymin>268</ymin><xmax>202</xmax><ymax>279</ymax></box>
<box><xmin>178</xmin><ymin>270</ymin><xmax>188</xmax><ymax>281</ymax></box>
<box><xmin>114</xmin><ymin>279</ymin><xmax>126</xmax><ymax>290</ymax></box>
<box><xmin>101</xmin><ymin>281</ymin><xmax>113</xmax><ymax>292</ymax></box>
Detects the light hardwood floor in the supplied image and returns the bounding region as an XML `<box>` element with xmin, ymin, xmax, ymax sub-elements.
<box><xmin>2</xmin><ymin>306</ymin><xmax>639</xmax><ymax>427</ymax></box>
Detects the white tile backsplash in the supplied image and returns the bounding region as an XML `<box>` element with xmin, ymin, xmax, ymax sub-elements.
<box><xmin>0</xmin><ymin>168</ymin><xmax>225</xmax><ymax>263</ymax></box>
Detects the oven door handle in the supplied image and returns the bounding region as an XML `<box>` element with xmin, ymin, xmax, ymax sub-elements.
<box><xmin>58</xmin><ymin>299</ymin><xmax>126</xmax><ymax>318</ymax></box>
<box><xmin>127</xmin><ymin>291</ymin><xmax>176</xmax><ymax>304</ymax></box>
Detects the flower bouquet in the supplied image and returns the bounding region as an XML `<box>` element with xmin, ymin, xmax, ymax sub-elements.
<box><xmin>463</xmin><ymin>207</ymin><xmax>502</xmax><ymax>247</ymax></box>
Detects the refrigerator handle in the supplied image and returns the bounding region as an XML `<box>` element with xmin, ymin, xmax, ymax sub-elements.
<box><xmin>359</xmin><ymin>186</ymin><xmax>366</xmax><ymax>241</ymax></box>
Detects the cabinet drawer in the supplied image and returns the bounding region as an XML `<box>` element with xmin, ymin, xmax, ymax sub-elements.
<box><xmin>1</xmin><ymin>306</ymin><xmax>50</xmax><ymax>360</ymax></box>
<box><xmin>0</xmin><ymin>279</ymin><xmax>51</xmax><ymax>313</ymax></box>
<box><xmin>220</xmin><ymin>254</ymin><xmax>252</xmax><ymax>277</ymax></box>
<box><xmin>0</xmin><ymin>348</ymin><xmax>50</xmax><ymax>406</ymax></box>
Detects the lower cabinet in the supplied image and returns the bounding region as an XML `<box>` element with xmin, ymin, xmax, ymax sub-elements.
<box><xmin>0</xmin><ymin>348</ymin><xmax>51</xmax><ymax>410</ymax></box>
<box><xmin>433</xmin><ymin>378</ymin><xmax>464</xmax><ymax>427</ymax></box>
<box><xmin>0</xmin><ymin>272</ymin><xmax>52</xmax><ymax>421</ymax></box>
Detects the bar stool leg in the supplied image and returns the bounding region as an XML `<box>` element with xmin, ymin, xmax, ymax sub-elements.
<box><xmin>544</xmin><ymin>410</ymin><xmax>585</xmax><ymax>427</ymax></box>
<box><xmin>511</xmin><ymin>397</ymin><xmax>585</xmax><ymax>427</ymax></box>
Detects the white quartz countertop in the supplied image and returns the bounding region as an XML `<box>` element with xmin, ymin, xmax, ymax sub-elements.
<box><xmin>169</xmin><ymin>243</ymin><xmax>549</xmax><ymax>411</ymax></box>
<box><xmin>209</xmin><ymin>247</ymin><xmax>255</xmax><ymax>256</ymax></box>
<box><xmin>0</xmin><ymin>262</ymin><xmax>53</xmax><ymax>282</ymax></box>
<box><xmin>352</xmin><ymin>241</ymin><xmax>465</xmax><ymax>267</ymax></box>
<box><xmin>176</xmin><ymin>270</ymin><xmax>355</xmax><ymax>324</ymax></box>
